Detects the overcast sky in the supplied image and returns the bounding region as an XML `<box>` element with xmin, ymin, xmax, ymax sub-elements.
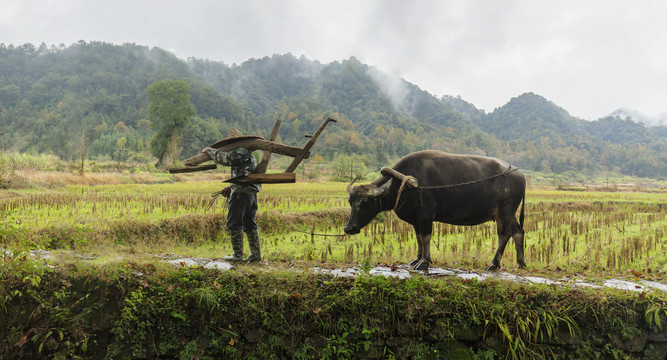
<box><xmin>1</xmin><ymin>0</ymin><xmax>666</xmax><ymax>119</ymax></box>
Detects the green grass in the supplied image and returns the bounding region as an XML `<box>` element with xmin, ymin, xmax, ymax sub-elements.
<box><xmin>1</xmin><ymin>180</ymin><xmax>666</xmax><ymax>277</ymax></box>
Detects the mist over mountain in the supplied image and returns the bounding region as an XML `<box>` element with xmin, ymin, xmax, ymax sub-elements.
<box><xmin>0</xmin><ymin>41</ymin><xmax>665</xmax><ymax>177</ymax></box>
<box><xmin>608</xmin><ymin>108</ymin><xmax>667</xmax><ymax>127</ymax></box>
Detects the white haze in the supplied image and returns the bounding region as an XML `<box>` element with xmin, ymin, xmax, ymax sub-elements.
<box><xmin>1</xmin><ymin>0</ymin><xmax>666</xmax><ymax>120</ymax></box>
<box><xmin>366</xmin><ymin>67</ymin><xmax>412</xmax><ymax>113</ymax></box>
<box><xmin>609</xmin><ymin>108</ymin><xmax>667</xmax><ymax>127</ymax></box>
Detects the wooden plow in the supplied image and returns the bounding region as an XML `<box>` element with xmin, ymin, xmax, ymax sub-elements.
<box><xmin>169</xmin><ymin>117</ymin><xmax>337</xmax><ymax>184</ymax></box>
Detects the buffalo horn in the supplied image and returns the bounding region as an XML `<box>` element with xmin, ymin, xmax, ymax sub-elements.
<box><xmin>370</xmin><ymin>179</ymin><xmax>392</xmax><ymax>197</ymax></box>
<box><xmin>347</xmin><ymin>176</ymin><xmax>360</xmax><ymax>194</ymax></box>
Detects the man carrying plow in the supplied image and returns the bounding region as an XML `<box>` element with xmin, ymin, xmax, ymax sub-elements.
<box><xmin>202</xmin><ymin>129</ymin><xmax>262</xmax><ymax>263</ymax></box>
<box><xmin>172</xmin><ymin>118</ymin><xmax>336</xmax><ymax>263</ymax></box>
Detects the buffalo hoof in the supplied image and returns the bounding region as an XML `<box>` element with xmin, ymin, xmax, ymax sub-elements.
<box><xmin>413</xmin><ymin>259</ymin><xmax>429</xmax><ymax>271</ymax></box>
<box><xmin>484</xmin><ymin>263</ymin><xmax>499</xmax><ymax>271</ymax></box>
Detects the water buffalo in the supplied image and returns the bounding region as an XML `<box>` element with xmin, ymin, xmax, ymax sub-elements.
<box><xmin>344</xmin><ymin>150</ymin><xmax>526</xmax><ymax>271</ymax></box>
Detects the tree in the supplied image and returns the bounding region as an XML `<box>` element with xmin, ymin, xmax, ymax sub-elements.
<box><xmin>181</xmin><ymin>116</ymin><xmax>223</xmax><ymax>157</ymax></box>
<box><xmin>116</xmin><ymin>137</ymin><xmax>127</xmax><ymax>171</ymax></box>
<box><xmin>373</xmin><ymin>141</ymin><xmax>389</xmax><ymax>168</ymax></box>
<box><xmin>147</xmin><ymin>80</ymin><xmax>196</xmax><ymax>166</ymax></box>
<box><xmin>332</xmin><ymin>152</ymin><xmax>368</xmax><ymax>181</ymax></box>
<box><xmin>78</xmin><ymin>128</ymin><xmax>90</xmax><ymax>175</ymax></box>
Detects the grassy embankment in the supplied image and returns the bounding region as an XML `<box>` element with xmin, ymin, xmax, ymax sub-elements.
<box><xmin>2</xmin><ymin>258</ymin><xmax>667</xmax><ymax>359</ymax></box>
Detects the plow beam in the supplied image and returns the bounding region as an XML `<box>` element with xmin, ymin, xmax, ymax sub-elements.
<box><xmin>285</xmin><ymin>117</ymin><xmax>337</xmax><ymax>173</ymax></box>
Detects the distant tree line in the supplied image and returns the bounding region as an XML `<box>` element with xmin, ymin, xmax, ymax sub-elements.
<box><xmin>0</xmin><ymin>42</ymin><xmax>666</xmax><ymax>177</ymax></box>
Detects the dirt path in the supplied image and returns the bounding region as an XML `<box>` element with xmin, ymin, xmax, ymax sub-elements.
<box><xmin>31</xmin><ymin>250</ymin><xmax>667</xmax><ymax>294</ymax></box>
<box><xmin>164</xmin><ymin>254</ymin><xmax>667</xmax><ymax>293</ymax></box>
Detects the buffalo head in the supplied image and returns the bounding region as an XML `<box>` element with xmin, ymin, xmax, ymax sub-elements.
<box><xmin>344</xmin><ymin>178</ymin><xmax>392</xmax><ymax>234</ymax></box>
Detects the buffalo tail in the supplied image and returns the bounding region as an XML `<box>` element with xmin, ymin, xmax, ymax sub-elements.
<box><xmin>519</xmin><ymin>191</ymin><xmax>525</xmax><ymax>229</ymax></box>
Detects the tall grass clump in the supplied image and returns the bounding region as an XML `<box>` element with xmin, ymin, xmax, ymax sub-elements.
<box><xmin>0</xmin><ymin>152</ymin><xmax>65</xmax><ymax>171</ymax></box>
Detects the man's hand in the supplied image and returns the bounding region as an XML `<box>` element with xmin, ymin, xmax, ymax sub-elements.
<box><xmin>221</xmin><ymin>186</ymin><xmax>232</xmax><ymax>198</ymax></box>
<box><xmin>202</xmin><ymin>147</ymin><xmax>214</xmax><ymax>154</ymax></box>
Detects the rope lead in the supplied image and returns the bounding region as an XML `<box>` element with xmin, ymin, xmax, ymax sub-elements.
<box><xmin>394</xmin><ymin>175</ymin><xmax>418</xmax><ymax>211</ymax></box>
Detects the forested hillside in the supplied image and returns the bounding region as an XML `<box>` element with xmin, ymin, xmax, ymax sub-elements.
<box><xmin>1</xmin><ymin>41</ymin><xmax>666</xmax><ymax>177</ymax></box>
<box><xmin>0</xmin><ymin>41</ymin><xmax>258</xmax><ymax>163</ymax></box>
<box><xmin>187</xmin><ymin>55</ymin><xmax>502</xmax><ymax>160</ymax></box>
<box><xmin>472</xmin><ymin>93</ymin><xmax>667</xmax><ymax>177</ymax></box>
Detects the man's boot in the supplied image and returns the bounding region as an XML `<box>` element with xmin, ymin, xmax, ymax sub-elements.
<box><xmin>223</xmin><ymin>229</ymin><xmax>244</xmax><ymax>261</ymax></box>
<box><xmin>244</xmin><ymin>229</ymin><xmax>262</xmax><ymax>262</ymax></box>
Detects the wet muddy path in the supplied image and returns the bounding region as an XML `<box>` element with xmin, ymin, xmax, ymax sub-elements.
<box><xmin>32</xmin><ymin>250</ymin><xmax>666</xmax><ymax>294</ymax></box>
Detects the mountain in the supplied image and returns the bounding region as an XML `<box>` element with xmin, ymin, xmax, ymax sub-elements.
<box><xmin>475</xmin><ymin>93</ymin><xmax>666</xmax><ymax>176</ymax></box>
<box><xmin>188</xmin><ymin>55</ymin><xmax>478</xmax><ymax>136</ymax></box>
<box><xmin>608</xmin><ymin>108</ymin><xmax>667</xmax><ymax>127</ymax></box>
<box><xmin>0</xmin><ymin>42</ymin><xmax>665</xmax><ymax>177</ymax></box>
<box><xmin>187</xmin><ymin>54</ymin><xmax>503</xmax><ymax>159</ymax></box>
<box><xmin>474</xmin><ymin>93</ymin><xmax>585</xmax><ymax>144</ymax></box>
<box><xmin>439</xmin><ymin>94</ymin><xmax>487</xmax><ymax>124</ymax></box>
<box><xmin>583</xmin><ymin>116</ymin><xmax>651</xmax><ymax>144</ymax></box>
<box><xmin>0</xmin><ymin>42</ymin><xmax>258</xmax><ymax>161</ymax></box>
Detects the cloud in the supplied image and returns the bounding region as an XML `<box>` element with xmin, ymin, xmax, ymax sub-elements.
<box><xmin>1</xmin><ymin>0</ymin><xmax>666</xmax><ymax>119</ymax></box>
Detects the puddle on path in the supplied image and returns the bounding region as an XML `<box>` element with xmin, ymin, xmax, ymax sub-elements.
<box><xmin>642</xmin><ymin>280</ymin><xmax>667</xmax><ymax>292</ymax></box>
<box><xmin>311</xmin><ymin>265</ymin><xmax>666</xmax><ymax>293</ymax></box>
<box><xmin>603</xmin><ymin>279</ymin><xmax>645</xmax><ymax>292</ymax></box>
<box><xmin>204</xmin><ymin>260</ymin><xmax>235</xmax><ymax>270</ymax></box>
<box><xmin>29</xmin><ymin>250</ymin><xmax>667</xmax><ymax>294</ymax></box>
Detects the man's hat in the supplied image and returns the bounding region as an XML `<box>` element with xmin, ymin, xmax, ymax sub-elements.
<box><xmin>227</xmin><ymin>128</ymin><xmax>243</xmax><ymax>139</ymax></box>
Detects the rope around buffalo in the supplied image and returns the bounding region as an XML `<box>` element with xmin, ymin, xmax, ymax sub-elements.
<box><xmin>395</xmin><ymin>165</ymin><xmax>519</xmax><ymax>210</ymax></box>
<box><xmin>394</xmin><ymin>175</ymin><xmax>418</xmax><ymax>211</ymax></box>
<box><xmin>419</xmin><ymin>165</ymin><xmax>518</xmax><ymax>190</ymax></box>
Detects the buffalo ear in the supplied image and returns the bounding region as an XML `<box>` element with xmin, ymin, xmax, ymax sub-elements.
<box><xmin>369</xmin><ymin>179</ymin><xmax>392</xmax><ymax>197</ymax></box>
